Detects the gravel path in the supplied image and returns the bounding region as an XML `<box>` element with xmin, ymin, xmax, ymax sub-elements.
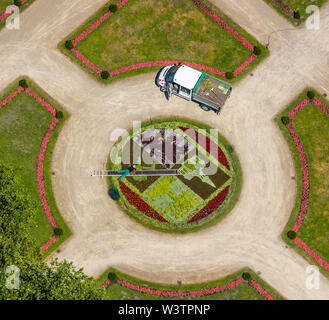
<box><xmin>0</xmin><ymin>0</ymin><xmax>329</xmax><ymax>299</ymax></box>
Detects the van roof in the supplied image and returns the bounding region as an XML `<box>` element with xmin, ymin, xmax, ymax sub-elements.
<box><xmin>173</xmin><ymin>65</ymin><xmax>202</xmax><ymax>90</ymax></box>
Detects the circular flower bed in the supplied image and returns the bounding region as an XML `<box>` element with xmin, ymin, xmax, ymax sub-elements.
<box><xmin>108</xmin><ymin>119</ymin><xmax>241</xmax><ymax>232</ymax></box>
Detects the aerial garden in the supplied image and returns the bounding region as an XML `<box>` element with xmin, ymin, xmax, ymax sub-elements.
<box><xmin>278</xmin><ymin>89</ymin><xmax>329</xmax><ymax>278</ymax></box>
<box><xmin>61</xmin><ymin>0</ymin><xmax>267</xmax><ymax>83</ymax></box>
<box><xmin>108</xmin><ymin>118</ymin><xmax>242</xmax><ymax>233</ymax></box>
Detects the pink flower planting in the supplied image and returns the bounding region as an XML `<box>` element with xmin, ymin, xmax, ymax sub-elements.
<box><xmin>249</xmin><ymin>280</ymin><xmax>274</xmax><ymax>300</ymax></box>
<box><xmin>0</xmin><ymin>0</ymin><xmax>28</xmax><ymax>23</ymax></box>
<box><xmin>0</xmin><ymin>85</ymin><xmax>61</xmax><ymax>251</ymax></box>
<box><xmin>288</xmin><ymin>98</ymin><xmax>310</xmax><ymax>119</ymax></box>
<box><xmin>294</xmin><ymin>237</ymin><xmax>329</xmax><ymax>272</ymax></box>
<box><xmin>70</xmin><ymin>0</ymin><xmax>258</xmax><ymax>78</ymax></box>
<box><xmin>271</xmin><ymin>0</ymin><xmax>294</xmax><ymax>17</ymax></box>
<box><xmin>313</xmin><ymin>98</ymin><xmax>329</xmax><ymax>116</ymax></box>
<box><xmin>100</xmin><ymin>276</ymin><xmax>274</xmax><ymax>299</ymax></box>
<box><xmin>40</xmin><ymin>235</ymin><xmax>58</xmax><ymax>251</ymax></box>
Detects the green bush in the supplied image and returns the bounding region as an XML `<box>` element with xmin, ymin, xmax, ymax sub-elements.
<box><xmin>242</xmin><ymin>272</ymin><xmax>251</xmax><ymax>281</ymax></box>
<box><xmin>287</xmin><ymin>230</ymin><xmax>297</xmax><ymax>240</ymax></box>
<box><xmin>56</xmin><ymin>111</ymin><xmax>64</xmax><ymax>119</ymax></box>
<box><xmin>108</xmin><ymin>272</ymin><xmax>118</xmax><ymax>282</ymax></box>
<box><xmin>307</xmin><ymin>90</ymin><xmax>315</xmax><ymax>100</ymax></box>
<box><xmin>225</xmin><ymin>72</ymin><xmax>234</xmax><ymax>80</ymax></box>
<box><xmin>54</xmin><ymin>228</ymin><xmax>63</xmax><ymax>236</ymax></box>
<box><xmin>18</xmin><ymin>79</ymin><xmax>28</xmax><ymax>89</ymax></box>
<box><xmin>281</xmin><ymin>116</ymin><xmax>291</xmax><ymax>126</ymax></box>
<box><xmin>253</xmin><ymin>46</ymin><xmax>262</xmax><ymax>56</ymax></box>
<box><xmin>109</xmin><ymin>4</ymin><xmax>118</xmax><ymax>13</ymax></box>
<box><xmin>226</xmin><ymin>145</ymin><xmax>234</xmax><ymax>153</ymax></box>
<box><xmin>65</xmin><ymin>40</ymin><xmax>74</xmax><ymax>50</ymax></box>
<box><xmin>293</xmin><ymin>11</ymin><xmax>300</xmax><ymax>19</ymax></box>
<box><xmin>109</xmin><ymin>188</ymin><xmax>120</xmax><ymax>200</ymax></box>
<box><xmin>101</xmin><ymin>71</ymin><xmax>110</xmax><ymax>79</ymax></box>
<box><xmin>14</xmin><ymin>0</ymin><xmax>22</xmax><ymax>6</ymax></box>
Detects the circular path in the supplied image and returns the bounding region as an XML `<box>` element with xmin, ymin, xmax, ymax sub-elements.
<box><xmin>1</xmin><ymin>0</ymin><xmax>329</xmax><ymax>299</ymax></box>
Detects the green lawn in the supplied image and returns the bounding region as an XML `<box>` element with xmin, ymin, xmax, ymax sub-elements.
<box><xmin>278</xmin><ymin>89</ymin><xmax>329</xmax><ymax>276</ymax></box>
<box><xmin>63</xmin><ymin>0</ymin><xmax>267</xmax><ymax>83</ymax></box>
<box><xmin>264</xmin><ymin>0</ymin><xmax>328</xmax><ymax>24</ymax></box>
<box><xmin>97</xmin><ymin>267</ymin><xmax>284</xmax><ymax>300</ymax></box>
<box><xmin>0</xmin><ymin>79</ymin><xmax>71</xmax><ymax>253</ymax></box>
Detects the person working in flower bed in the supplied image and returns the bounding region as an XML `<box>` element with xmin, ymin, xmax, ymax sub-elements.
<box><xmin>117</xmin><ymin>166</ymin><xmax>136</xmax><ymax>181</ymax></box>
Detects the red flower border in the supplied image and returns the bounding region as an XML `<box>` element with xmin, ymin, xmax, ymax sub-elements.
<box><xmin>69</xmin><ymin>0</ymin><xmax>259</xmax><ymax>78</ymax></box>
<box><xmin>100</xmin><ymin>276</ymin><xmax>274</xmax><ymax>299</ymax></box>
<box><xmin>0</xmin><ymin>84</ymin><xmax>60</xmax><ymax>251</ymax></box>
<box><xmin>269</xmin><ymin>0</ymin><xmax>294</xmax><ymax>17</ymax></box>
<box><xmin>284</xmin><ymin>96</ymin><xmax>329</xmax><ymax>272</ymax></box>
<box><xmin>0</xmin><ymin>0</ymin><xmax>28</xmax><ymax>23</ymax></box>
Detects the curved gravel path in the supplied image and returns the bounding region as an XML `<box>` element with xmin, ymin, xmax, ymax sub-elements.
<box><xmin>0</xmin><ymin>0</ymin><xmax>329</xmax><ymax>299</ymax></box>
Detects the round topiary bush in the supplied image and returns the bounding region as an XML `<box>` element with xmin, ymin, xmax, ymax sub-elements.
<box><xmin>253</xmin><ymin>46</ymin><xmax>262</xmax><ymax>56</ymax></box>
<box><xmin>294</xmin><ymin>11</ymin><xmax>300</xmax><ymax>19</ymax></box>
<box><xmin>109</xmin><ymin>188</ymin><xmax>120</xmax><ymax>200</ymax></box>
<box><xmin>226</xmin><ymin>145</ymin><xmax>234</xmax><ymax>154</ymax></box>
<box><xmin>109</xmin><ymin>4</ymin><xmax>118</xmax><ymax>13</ymax></box>
<box><xmin>108</xmin><ymin>272</ymin><xmax>118</xmax><ymax>282</ymax></box>
<box><xmin>242</xmin><ymin>272</ymin><xmax>251</xmax><ymax>281</ymax></box>
<box><xmin>65</xmin><ymin>40</ymin><xmax>74</xmax><ymax>50</ymax></box>
<box><xmin>281</xmin><ymin>116</ymin><xmax>291</xmax><ymax>126</ymax></box>
<box><xmin>287</xmin><ymin>230</ymin><xmax>297</xmax><ymax>240</ymax></box>
<box><xmin>54</xmin><ymin>228</ymin><xmax>63</xmax><ymax>236</ymax></box>
<box><xmin>101</xmin><ymin>71</ymin><xmax>110</xmax><ymax>79</ymax></box>
<box><xmin>225</xmin><ymin>72</ymin><xmax>234</xmax><ymax>80</ymax></box>
<box><xmin>14</xmin><ymin>0</ymin><xmax>22</xmax><ymax>7</ymax></box>
<box><xmin>56</xmin><ymin>111</ymin><xmax>64</xmax><ymax>119</ymax></box>
<box><xmin>19</xmin><ymin>79</ymin><xmax>28</xmax><ymax>89</ymax></box>
<box><xmin>307</xmin><ymin>90</ymin><xmax>315</xmax><ymax>100</ymax></box>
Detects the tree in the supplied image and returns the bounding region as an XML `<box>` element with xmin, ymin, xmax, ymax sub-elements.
<box><xmin>0</xmin><ymin>162</ymin><xmax>105</xmax><ymax>300</ymax></box>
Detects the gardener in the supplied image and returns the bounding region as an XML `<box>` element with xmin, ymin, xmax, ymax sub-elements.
<box><xmin>117</xmin><ymin>166</ymin><xmax>136</xmax><ymax>181</ymax></box>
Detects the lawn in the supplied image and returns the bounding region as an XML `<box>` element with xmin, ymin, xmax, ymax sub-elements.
<box><xmin>278</xmin><ymin>89</ymin><xmax>329</xmax><ymax>276</ymax></box>
<box><xmin>62</xmin><ymin>0</ymin><xmax>267</xmax><ymax>83</ymax></box>
<box><xmin>97</xmin><ymin>267</ymin><xmax>284</xmax><ymax>300</ymax></box>
<box><xmin>0</xmin><ymin>79</ymin><xmax>71</xmax><ymax>253</ymax></box>
<box><xmin>264</xmin><ymin>0</ymin><xmax>328</xmax><ymax>24</ymax></box>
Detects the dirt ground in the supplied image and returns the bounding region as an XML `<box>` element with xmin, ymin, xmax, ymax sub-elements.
<box><xmin>0</xmin><ymin>0</ymin><xmax>329</xmax><ymax>299</ymax></box>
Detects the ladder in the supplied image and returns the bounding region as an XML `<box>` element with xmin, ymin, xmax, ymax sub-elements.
<box><xmin>91</xmin><ymin>169</ymin><xmax>182</xmax><ymax>177</ymax></box>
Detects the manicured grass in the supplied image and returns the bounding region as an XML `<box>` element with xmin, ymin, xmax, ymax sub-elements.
<box><xmin>0</xmin><ymin>0</ymin><xmax>14</xmax><ymax>11</ymax></box>
<box><xmin>61</xmin><ymin>0</ymin><xmax>267</xmax><ymax>84</ymax></box>
<box><xmin>264</xmin><ymin>0</ymin><xmax>328</xmax><ymax>25</ymax></box>
<box><xmin>277</xmin><ymin>89</ymin><xmax>329</xmax><ymax>277</ymax></box>
<box><xmin>0</xmin><ymin>79</ymin><xmax>71</xmax><ymax>255</ymax></box>
<box><xmin>97</xmin><ymin>267</ymin><xmax>284</xmax><ymax>300</ymax></box>
<box><xmin>107</xmin><ymin>117</ymin><xmax>242</xmax><ymax>234</ymax></box>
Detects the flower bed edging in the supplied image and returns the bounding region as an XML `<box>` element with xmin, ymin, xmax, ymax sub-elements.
<box><xmin>283</xmin><ymin>94</ymin><xmax>329</xmax><ymax>272</ymax></box>
<box><xmin>68</xmin><ymin>0</ymin><xmax>260</xmax><ymax>80</ymax></box>
<box><xmin>100</xmin><ymin>276</ymin><xmax>275</xmax><ymax>299</ymax></box>
<box><xmin>0</xmin><ymin>83</ymin><xmax>62</xmax><ymax>251</ymax></box>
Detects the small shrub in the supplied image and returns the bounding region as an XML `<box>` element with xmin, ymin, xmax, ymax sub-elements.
<box><xmin>242</xmin><ymin>272</ymin><xmax>251</xmax><ymax>281</ymax></box>
<box><xmin>54</xmin><ymin>228</ymin><xmax>63</xmax><ymax>236</ymax></box>
<box><xmin>56</xmin><ymin>111</ymin><xmax>64</xmax><ymax>119</ymax></box>
<box><xmin>253</xmin><ymin>46</ymin><xmax>262</xmax><ymax>56</ymax></box>
<box><xmin>226</xmin><ymin>72</ymin><xmax>234</xmax><ymax>80</ymax></box>
<box><xmin>19</xmin><ymin>79</ymin><xmax>28</xmax><ymax>88</ymax></box>
<box><xmin>307</xmin><ymin>90</ymin><xmax>315</xmax><ymax>100</ymax></box>
<box><xmin>65</xmin><ymin>40</ymin><xmax>74</xmax><ymax>50</ymax></box>
<box><xmin>109</xmin><ymin>4</ymin><xmax>118</xmax><ymax>13</ymax></box>
<box><xmin>287</xmin><ymin>230</ymin><xmax>297</xmax><ymax>240</ymax></box>
<box><xmin>14</xmin><ymin>0</ymin><xmax>22</xmax><ymax>6</ymax></box>
<box><xmin>281</xmin><ymin>116</ymin><xmax>290</xmax><ymax>126</ymax></box>
<box><xmin>101</xmin><ymin>71</ymin><xmax>110</xmax><ymax>79</ymax></box>
<box><xmin>293</xmin><ymin>11</ymin><xmax>300</xmax><ymax>19</ymax></box>
<box><xmin>108</xmin><ymin>272</ymin><xmax>118</xmax><ymax>282</ymax></box>
<box><xmin>109</xmin><ymin>188</ymin><xmax>120</xmax><ymax>200</ymax></box>
<box><xmin>226</xmin><ymin>145</ymin><xmax>234</xmax><ymax>153</ymax></box>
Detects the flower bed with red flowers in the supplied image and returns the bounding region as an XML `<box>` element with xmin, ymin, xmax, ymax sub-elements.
<box><xmin>270</xmin><ymin>0</ymin><xmax>294</xmax><ymax>17</ymax></box>
<box><xmin>100</xmin><ymin>276</ymin><xmax>275</xmax><ymax>299</ymax></box>
<box><xmin>0</xmin><ymin>0</ymin><xmax>28</xmax><ymax>23</ymax></box>
<box><xmin>188</xmin><ymin>186</ymin><xmax>230</xmax><ymax>223</ymax></box>
<box><xmin>119</xmin><ymin>181</ymin><xmax>168</xmax><ymax>223</ymax></box>
<box><xmin>283</xmin><ymin>94</ymin><xmax>329</xmax><ymax>272</ymax></box>
<box><xmin>67</xmin><ymin>0</ymin><xmax>261</xmax><ymax>80</ymax></box>
<box><xmin>0</xmin><ymin>84</ymin><xmax>61</xmax><ymax>251</ymax></box>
